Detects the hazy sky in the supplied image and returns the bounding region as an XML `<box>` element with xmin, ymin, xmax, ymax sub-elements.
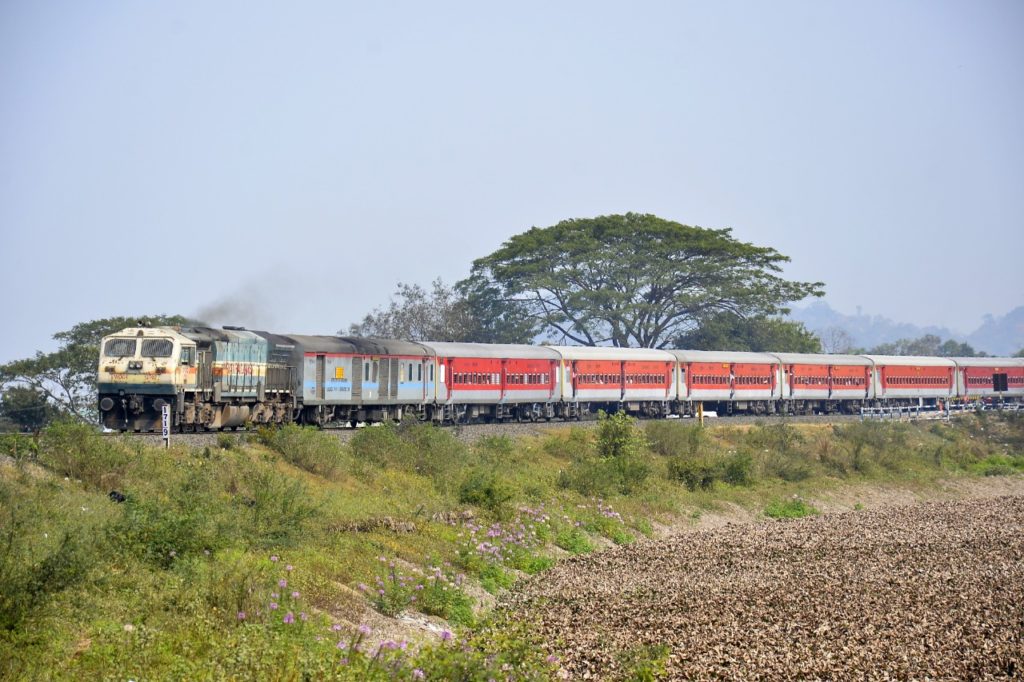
<box><xmin>2</xmin><ymin>1</ymin><xmax>1022</xmax><ymax>363</ymax></box>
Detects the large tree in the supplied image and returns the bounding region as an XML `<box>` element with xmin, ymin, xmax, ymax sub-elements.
<box><xmin>0</xmin><ymin>385</ymin><xmax>59</xmax><ymax>432</ymax></box>
<box><xmin>866</xmin><ymin>335</ymin><xmax>984</xmax><ymax>357</ymax></box>
<box><xmin>674</xmin><ymin>314</ymin><xmax>821</xmax><ymax>353</ymax></box>
<box><xmin>345</xmin><ymin>278</ymin><xmax>537</xmax><ymax>344</ymax></box>
<box><xmin>467</xmin><ymin>213</ymin><xmax>824</xmax><ymax>348</ymax></box>
<box><xmin>0</xmin><ymin>315</ymin><xmax>193</xmax><ymax>424</ymax></box>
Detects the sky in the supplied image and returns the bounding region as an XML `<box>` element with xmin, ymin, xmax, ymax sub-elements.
<box><xmin>2</xmin><ymin>0</ymin><xmax>1022</xmax><ymax>363</ymax></box>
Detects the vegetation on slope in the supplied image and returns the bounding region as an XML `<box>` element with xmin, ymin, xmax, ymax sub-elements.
<box><xmin>0</xmin><ymin>411</ymin><xmax>1021</xmax><ymax>680</ymax></box>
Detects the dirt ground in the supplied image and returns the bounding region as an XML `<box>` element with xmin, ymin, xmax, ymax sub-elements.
<box><xmin>502</xmin><ymin>476</ymin><xmax>1024</xmax><ymax>680</ymax></box>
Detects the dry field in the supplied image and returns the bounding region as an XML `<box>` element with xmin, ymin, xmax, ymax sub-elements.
<box><xmin>504</xmin><ymin>485</ymin><xmax>1024</xmax><ymax>680</ymax></box>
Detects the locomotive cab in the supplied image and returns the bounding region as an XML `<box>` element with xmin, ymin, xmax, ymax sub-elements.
<box><xmin>97</xmin><ymin>328</ymin><xmax>196</xmax><ymax>431</ymax></box>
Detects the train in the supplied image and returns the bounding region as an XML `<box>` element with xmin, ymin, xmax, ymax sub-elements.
<box><xmin>96</xmin><ymin>325</ymin><xmax>1024</xmax><ymax>432</ymax></box>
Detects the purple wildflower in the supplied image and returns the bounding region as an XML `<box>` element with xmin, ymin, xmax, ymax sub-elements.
<box><xmin>358</xmin><ymin>624</ymin><xmax>372</xmax><ymax>636</ymax></box>
<box><xmin>300</xmin><ymin>612</ymin><xmax>308</xmax><ymax>621</ymax></box>
<box><xmin>270</xmin><ymin>555</ymin><xmax>279</xmax><ymax>562</ymax></box>
<box><xmin>269</xmin><ymin>602</ymin><xmax>279</xmax><ymax>610</ymax></box>
<box><xmin>278</xmin><ymin>579</ymin><xmax>287</xmax><ymax>588</ymax></box>
<box><xmin>285</xmin><ymin>564</ymin><xmax>293</xmax><ymax>572</ymax></box>
<box><xmin>236</xmin><ymin>611</ymin><xmax>246</xmax><ymax>620</ymax></box>
<box><xmin>331</xmin><ymin>623</ymin><xmax>343</xmax><ymax>632</ymax></box>
<box><xmin>283</xmin><ymin>612</ymin><xmax>295</xmax><ymax>624</ymax></box>
<box><xmin>440</xmin><ymin>629</ymin><xmax>453</xmax><ymax>642</ymax></box>
<box><xmin>412</xmin><ymin>668</ymin><xmax>425</xmax><ymax>679</ymax></box>
<box><xmin>336</xmin><ymin>640</ymin><xmax>348</xmax><ymax>650</ymax></box>
<box><xmin>291</xmin><ymin>591</ymin><xmax>300</xmax><ymax>599</ymax></box>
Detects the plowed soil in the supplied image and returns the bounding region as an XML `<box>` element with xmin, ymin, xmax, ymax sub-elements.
<box><xmin>503</xmin><ymin>486</ymin><xmax>1024</xmax><ymax>680</ymax></box>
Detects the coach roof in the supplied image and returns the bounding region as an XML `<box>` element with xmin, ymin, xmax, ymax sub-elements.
<box><xmin>769</xmin><ymin>353</ymin><xmax>872</xmax><ymax>366</ymax></box>
<box><xmin>419</xmin><ymin>342</ymin><xmax>560</xmax><ymax>360</ymax></box>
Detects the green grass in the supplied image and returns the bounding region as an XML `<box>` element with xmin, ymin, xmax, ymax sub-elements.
<box><xmin>0</xmin><ymin>412</ymin><xmax>1021</xmax><ymax>679</ymax></box>
<box><xmin>763</xmin><ymin>498</ymin><xmax>819</xmax><ymax>519</ymax></box>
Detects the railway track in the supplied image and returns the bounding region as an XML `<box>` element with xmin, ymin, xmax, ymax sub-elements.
<box><xmin>103</xmin><ymin>413</ymin><xmax>869</xmax><ymax>447</ymax></box>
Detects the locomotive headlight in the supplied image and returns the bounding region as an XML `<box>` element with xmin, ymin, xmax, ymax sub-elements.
<box><xmin>100</xmin><ymin>398</ymin><xmax>114</xmax><ymax>411</ymax></box>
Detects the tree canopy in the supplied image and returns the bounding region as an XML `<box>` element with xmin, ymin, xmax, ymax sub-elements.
<box><xmin>864</xmin><ymin>335</ymin><xmax>984</xmax><ymax>357</ymax></box>
<box><xmin>345</xmin><ymin>279</ymin><xmax>537</xmax><ymax>344</ymax></box>
<box><xmin>674</xmin><ymin>314</ymin><xmax>821</xmax><ymax>353</ymax></box>
<box><xmin>466</xmin><ymin>213</ymin><xmax>824</xmax><ymax>348</ymax></box>
<box><xmin>0</xmin><ymin>315</ymin><xmax>193</xmax><ymax>425</ymax></box>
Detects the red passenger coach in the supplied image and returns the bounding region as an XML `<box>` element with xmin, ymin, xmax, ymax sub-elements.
<box><xmin>424</xmin><ymin>343</ymin><xmax>560</xmax><ymax>422</ymax></box>
<box><xmin>552</xmin><ymin>346</ymin><xmax>676</xmax><ymax>417</ymax></box>
<box><xmin>952</xmin><ymin>357</ymin><xmax>1024</xmax><ymax>400</ymax></box>
<box><xmin>771</xmin><ymin>353</ymin><xmax>871</xmax><ymax>414</ymax></box>
<box><xmin>864</xmin><ymin>355</ymin><xmax>955</xmax><ymax>402</ymax></box>
<box><xmin>669</xmin><ymin>351</ymin><xmax>780</xmax><ymax>411</ymax></box>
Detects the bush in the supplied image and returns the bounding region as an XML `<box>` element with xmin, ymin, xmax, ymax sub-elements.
<box><xmin>37</xmin><ymin>421</ymin><xmax>134</xmax><ymax>491</ymax></box>
<box><xmin>257</xmin><ymin>424</ymin><xmax>348</xmax><ymax>479</ymax></box>
<box><xmin>596</xmin><ymin>411</ymin><xmax>646</xmax><ymax>459</ymax></box>
<box><xmin>458</xmin><ymin>468</ymin><xmax>515</xmax><ymax>515</ymax></box>
<box><xmin>667</xmin><ymin>455</ymin><xmax>719</xmax><ymax>491</ymax></box>
<box><xmin>645</xmin><ymin>421</ymin><xmax>706</xmax><ymax>458</ymax></box>
<box><xmin>667</xmin><ymin>451</ymin><xmax>753</xmax><ymax>490</ymax></box>
<box><xmin>558</xmin><ymin>454</ymin><xmax>651</xmax><ymax>496</ymax></box>
<box><xmin>239</xmin><ymin>469</ymin><xmax>320</xmax><ymax>548</ymax></box>
<box><xmin>554</xmin><ymin>527</ymin><xmax>594</xmax><ymax>554</ymax></box>
<box><xmin>351</xmin><ymin>423</ymin><xmax>470</xmax><ymax>494</ymax></box>
<box><xmin>764</xmin><ymin>498</ymin><xmax>818</xmax><ymax>519</ymax></box>
<box><xmin>542</xmin><ymin>427</ymin><xmax>593</xmax><ymax>460</ymax></box>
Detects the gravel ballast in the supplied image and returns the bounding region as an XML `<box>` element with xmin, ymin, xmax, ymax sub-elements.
<box><xmin>503</xmin><ymin>495</ymin><xmax>1024</xmax><ymax>680</ymax></box>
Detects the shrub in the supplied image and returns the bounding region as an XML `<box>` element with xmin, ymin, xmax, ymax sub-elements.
<box><xmin>667</xmin><ymin>455</ymin><xmax>719</xmax><ymax>491</ymax></box>
<box><xmin>0</xmin><ymin>434</ymin><xmax>37</xmax><ymax>462</ymax></box>
<box><xmin>239</xmin><ymin>469</ymin><xmax>319</xmax><ymax>547</ymax></box>
<box><xmin>616</xmin><ymin>643</ymin><xmax>671</xmax><ymax>682</ymax></box>
<box><xmin>558</xmin><ymin>455</ymin><xmax>651</xmax><ymax>496</ymax></box>
<box><xmin>554</xmin><ymin>527</ymin><xmax>594</xmax><ymax>554</ymax></box>
<box><xmin>458</xmin><ymin>468</ymin><xmax>515</xmax><ymax>515</ymax></box>
<box><xmin>351</xmin><ymin>423</ymin><xmax>470</xmax><ymax>494</ymax></box>
<box><xmin>596</xmin><ymin>411</ymin><xmax>646</xmax><ymax>459</ymax></box>
<box><xmin>667</xmin><ymin>451</ymin><xmax>754</xmax><ymax>490</ymax></box>
<box><xmin>764</xmin><ymin>498</ymin><xmax>818</xmax><ymax>519</ymax></box>
<box><xmin>37</xmin><ymin>421</ymin><xmax>134</xmax><ymax>491</ymax></box>
<box><xmin>542</xmin><ymin>427</ymin><xmax>593</xmax><ymax>460</ymax></box>
<box><xmin>257</xmin><ymin>424</ymin><xmax>348</xmax><ymax>479</ymax></box>
<box><xmin>645</xmin><ymin>421</ymin><xmax>706</xmax><ymax>458</ymax></box>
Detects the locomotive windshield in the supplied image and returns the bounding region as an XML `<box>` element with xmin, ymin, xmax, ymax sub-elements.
<box><xmin>103</xmin><ymin>339</ymin><xmax>137</xmax><ymax>357</ymax></box>
<box><xmin>140</xmin><ymin>339</ymin><xmax>174</xmax><ymax>357</ymax></box>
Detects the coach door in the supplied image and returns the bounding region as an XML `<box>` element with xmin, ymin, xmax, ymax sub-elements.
<box><xmin>315</xmin><ymin>355</ymin><xmax>326</xmax><ymax>400</ymax></box>
<box><xmin>351</xmin><ymin>357</ymin><xmax>362</xmax><ymax>401</ymax></box>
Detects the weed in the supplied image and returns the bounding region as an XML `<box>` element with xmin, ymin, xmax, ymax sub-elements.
<box><xmin>764</xmin><ymin>497</ymin><xmax>818</xmax><ymax>519</ymax></box>
<box><xmin>616</xmin><ymin>642</ymin><xmax>671</xmax><ymax>681</ymax></box>
<box><xmin>555</xmin><ymin>526</ymin><xmax>594</xmax><ymax>554</ymax></box>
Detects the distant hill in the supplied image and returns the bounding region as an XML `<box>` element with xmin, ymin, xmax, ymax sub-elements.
<box><xmin>790</xmin><ymin>302</ymin><xmax>1024</xmax><ymax>356</ymax></box>
<box><xmin>966</xmin><ymin>307</ymin><xmax>1024</xmax><ymax>356</ymax></box>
